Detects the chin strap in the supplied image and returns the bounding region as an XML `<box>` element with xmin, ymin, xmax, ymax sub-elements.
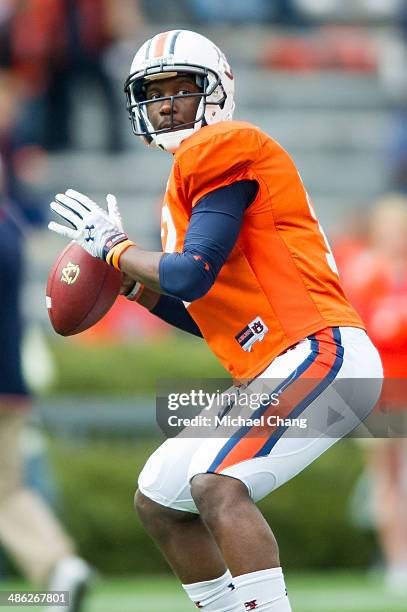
<box><xmin>154</xmin><ymin>126</ymin><xmax>196</xmax><ymax>153</ymax></box>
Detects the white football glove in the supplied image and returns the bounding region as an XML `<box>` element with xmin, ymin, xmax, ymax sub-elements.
<box><xmin>48</xmin><ymin>189</ymin><xmax>127</xmax><ymax>260</ymax></box>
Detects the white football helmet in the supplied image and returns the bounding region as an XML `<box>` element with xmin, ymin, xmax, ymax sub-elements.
<box><xmin>124</xmin><ymin>30</ymin><xmax>235</xmax><ymax>153</ymax></box>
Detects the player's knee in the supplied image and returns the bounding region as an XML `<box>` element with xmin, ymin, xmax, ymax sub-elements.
<box><xmin>190</xmin><ymin>473</ymin><xmax>250</xmax><ymax>524</ymax></box>
<box><xmin>134</xmin><ymin>489</ymin><xmax>162</xmax><ymax>526</ymax></box>
<box><xmin>134</xmin><ymin>489</ymin><xmax>196</xmax><ymax>535</ymax></box>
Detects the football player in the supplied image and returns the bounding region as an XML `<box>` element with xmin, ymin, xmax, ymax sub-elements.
<box><xmin>48</xmin><ymin>30</ymin><xmax>383</xmax><ymax>612</ymax></box>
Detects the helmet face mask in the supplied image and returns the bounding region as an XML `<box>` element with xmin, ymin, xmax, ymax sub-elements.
<box><xmin>124</xmin><ymin>30</ymin><xmax>235</xmax><ymax>152</ymax></box>
<box><xmin>125</xmin><ymin>65</ymin><xmax>225</xmax><ymax>137</ymax></box>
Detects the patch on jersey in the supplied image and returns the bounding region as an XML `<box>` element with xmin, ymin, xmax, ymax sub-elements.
<box><xmin>235</xmin><ymin>317</ymin><xmax>268</xmax><ymax>352</ymax></box>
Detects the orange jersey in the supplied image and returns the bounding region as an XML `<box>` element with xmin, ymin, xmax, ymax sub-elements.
<box><xmin>161</xmin><ymin>121</ymin><xmax>364</xmax><ymax>378</ymax></box>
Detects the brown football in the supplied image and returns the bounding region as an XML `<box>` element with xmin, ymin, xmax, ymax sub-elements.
<box><xmin>46</xmin><ymin>242</ymin><xmax>121</xmax><ymax>336</ymax></box>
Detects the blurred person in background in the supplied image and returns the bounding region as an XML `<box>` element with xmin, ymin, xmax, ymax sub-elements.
<box><xmin>0</xmin><ymin>69</ymin><xmax>90</xmax><ymax>611</ymax></box>
<box><xmin>338</xmin><ymin>194</ymin><xmax>407</xmax><ymax>594</ymax></box>
<box><xmin>1</xmin><ymin>0</ymin><xmax>142</xmax><ymax>153</ymax></box>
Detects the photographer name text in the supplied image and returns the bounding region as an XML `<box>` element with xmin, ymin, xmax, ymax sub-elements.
<box><xmin>167</xmin><ymin>414</ymin><xmax>308</xmax><ymax>429</ymax></box>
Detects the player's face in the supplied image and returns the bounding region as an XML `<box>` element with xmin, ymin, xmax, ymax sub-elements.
<box><xmin>145</xmin><ymin>75</ymin><xmax>202</xmax><ymax>132</ymax></box>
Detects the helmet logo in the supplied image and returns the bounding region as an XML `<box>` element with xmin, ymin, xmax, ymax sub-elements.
<box><xmin>214</xmin><ymin>46</ymin><xmax>234</xmax><ymax>80</ymax></box>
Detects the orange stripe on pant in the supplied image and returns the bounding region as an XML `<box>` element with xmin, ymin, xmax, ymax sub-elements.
<box><xmin>212</xmin><ymin>328</ymin><xmax>339</xmax><ymax>474</ymax></box>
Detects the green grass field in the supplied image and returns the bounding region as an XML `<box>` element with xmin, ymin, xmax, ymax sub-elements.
<box><xmin>1</xmin><ymin>574</ymin><xmax>405</xmax><ymax>612</ymax></box>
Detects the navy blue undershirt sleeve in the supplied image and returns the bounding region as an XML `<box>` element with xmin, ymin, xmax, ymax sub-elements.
<box><xmin>159</xmin><ymin>180</ymin><xmax>258</xmax><ymax>303</ymax></box>
<box><xmin>151</xmin><ymin>295</ymin><xmax>203</xmax><ymax>337</ymax></box>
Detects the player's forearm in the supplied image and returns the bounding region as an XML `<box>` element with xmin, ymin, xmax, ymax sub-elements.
<box><xmin>120</xmin><ymin>244</ymin><xmax>214</xmax><ymax>302</ymax></box>
<box><xmin>119</xmin><ymin>245</ymin><xmax>163</xmax><ymax>293</ymax></box>
<box><xmin>121</xmin><ymin>270</ymin><xmax>202</xmax><ymax>336</ymax></box>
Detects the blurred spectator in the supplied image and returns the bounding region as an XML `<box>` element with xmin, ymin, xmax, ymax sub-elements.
<box><xmin>337</xmin><ymin>194</ymin><xmax>407</xmax><ymax>593</ymax></box>
<box><xmin>0</xmin><ymin>70</ymin><xmax>47</xmax><ymax>226</ymax></box>
<box><xmin>332</xmin><ymin>208</ymin><xmax>369</xmax><ymax>273</ymax></box>
<box><xmin>1</xmin><ymin>0</ymin><xmax>143</xmax><ymax>152</ymax></box>
<box><xmin>0</xmin><ymin>70</ymin><xmax>90</xmax><ymax>608</ymax></box>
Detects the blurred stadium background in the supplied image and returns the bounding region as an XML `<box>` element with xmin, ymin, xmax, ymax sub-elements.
<box><xmin>1</xmin><ymin>1</ymin><xmax>407</xmax><ymax>610</ymax></box>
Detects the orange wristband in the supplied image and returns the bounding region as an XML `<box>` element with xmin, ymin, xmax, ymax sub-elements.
<box><xmin>106</xmin><ymin>239</ymin><xmax>136</xmax><ymax>270</ymax></box>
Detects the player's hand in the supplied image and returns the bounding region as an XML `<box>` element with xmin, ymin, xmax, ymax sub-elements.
<box><xmin>48</xmin><ymin>189</ymin><xmax>127</xmax><ymax>260</ymax></box>
<box><xmin>120</xmin><ymin>272</ymin><xmax>136</xmax><ymax>295</ymax></box>
<box><xmin>120</xmin><ymin>272</ymin><xmax>145</xmax><ymax>302</ymax></box>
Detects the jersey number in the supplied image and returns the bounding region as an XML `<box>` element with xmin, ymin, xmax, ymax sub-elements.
<box><xmin>305</xmin><ymin>192</ymin><xmax>339</xmax><ymax>276</ymax></box>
